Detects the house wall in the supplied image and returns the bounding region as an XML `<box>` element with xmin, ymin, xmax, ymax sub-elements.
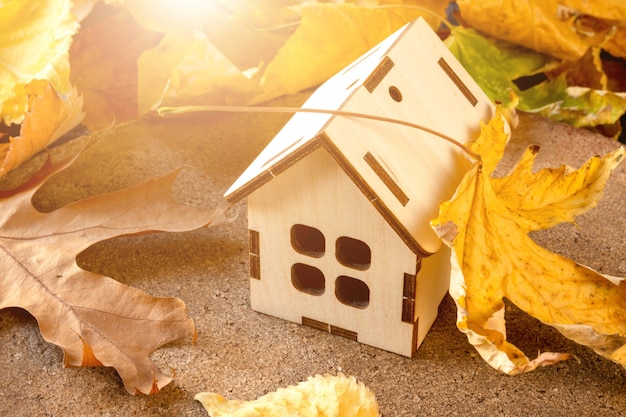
<box><xmin>247</xmin><ymin>147</ymin><xmax>450</xmax><ymax>356</ymax></box>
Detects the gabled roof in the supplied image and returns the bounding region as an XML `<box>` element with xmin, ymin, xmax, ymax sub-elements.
<box><xmin>224</xmin><ymin>18</ymin><xmax>495</xmax><ymax>256</ymax></box>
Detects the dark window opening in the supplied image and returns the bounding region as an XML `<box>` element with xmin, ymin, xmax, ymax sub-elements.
<box><xmin>291</xmin><ymin>224</ymin><xmax>325</xmax><ymax>258</ymax></box>
<box><xmin>335</xmin><ymin>276</ymin><xmax>370</xmax><ymax>309</ymax></box>
<box><xmin>336</xmin><ymin>236</ymin><xmax>371</xmax><ymax>270</ymax></box>
<box><xmin>291</xmin><ymin>263</ymin><xmax>325</xmax><ymax>296</ymax></box>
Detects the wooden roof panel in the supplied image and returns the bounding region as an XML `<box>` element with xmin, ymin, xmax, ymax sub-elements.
<box><xmin>224</xmin><ymin>18</ymin><xmax>499</xmax><ymax>254</ymax></box>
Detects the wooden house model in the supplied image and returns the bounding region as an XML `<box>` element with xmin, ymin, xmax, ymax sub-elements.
<box><xmin>224</xmin><ymin>18</ymin><xmax>495</xmax><ymax>357</ymax></box>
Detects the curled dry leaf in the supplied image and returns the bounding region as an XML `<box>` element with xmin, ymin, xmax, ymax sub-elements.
<box><xmin>0</xmin><ymin>151</ymin><xmax>231</xmax><ymax>394</ymax></box>
<box><xmin>0</xmin><ymin>79</ymin><xmax>84</xmax><ymax>177</ymax></box>
<box><xmin>195</xmin><ymin>374</ymin><xmax>381</xmax><ymax>417</ymax></box>
<box><xmin>431</xmin><ymin>111</ymin><xmax>626</xmax><ymax>374</ymax></box>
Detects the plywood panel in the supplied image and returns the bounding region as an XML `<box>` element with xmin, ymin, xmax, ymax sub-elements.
<box><xmin>247</xmin><ymin>148</ymin><xmax>450</xmax><ymax>356</ymax></box>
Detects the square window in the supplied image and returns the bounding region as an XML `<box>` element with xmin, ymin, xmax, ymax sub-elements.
<box><xmin>336</xmin><ymin>236</ymin><xmax>371</xmax><ymax>270</ymax></box>
<box><xmin>291</xmin><ymin>263</ymin><xmax>325</xmax><ymax>296</ymax></box>
<box><xmin>335</xmin><ymin>276</ymin><xmax>370</xmax><ymax>309</ymax></box>
<box><xmin>291</xmin><ymin>224</ymin><xmax>325</xmax><ymax>258</ymax></box>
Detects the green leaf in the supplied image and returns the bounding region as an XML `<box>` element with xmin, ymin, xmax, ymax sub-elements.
<box><xmin>446</xmin><ymin>26</ymin><xmax>626</xmax><ymax>131</ymax></box>
<box><xmin>529</xmin><ymin>85</ymin><xmax>626</xmax><ymax>128</ymax></box>
<box><xmin>445</xmin><ymin>27</ymin><xmax>559</xmax><ymax>108</ymax></box>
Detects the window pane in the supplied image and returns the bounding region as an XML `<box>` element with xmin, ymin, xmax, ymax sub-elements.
<box><xmin>291</xmin><ymin>224</ymin><xmax>325</xmax><ymax>258</ymax></box>
<box><xmin>335</xmin><ymin>276</ymin><xmax>370</xmax><ymax>309</ymax></box>
<box><xmin>336</xmin><ymin>236</ymin><xmax>371</xmax><ymax>270</ymax></box>
<box><xmin>291</xmin><ymin>263</ymin><xmax>325</xmax><ymax>296</ymax></box>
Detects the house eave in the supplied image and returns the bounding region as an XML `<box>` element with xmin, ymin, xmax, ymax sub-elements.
<box><xmin>317</xmin><ymin>132</ymin><xmax>434</xmax><ymax>258</ymax></box>
<box><xmin>223</xmin><ymin>137</ymin><xmax>323</xmax><ymax>204</ymax></box>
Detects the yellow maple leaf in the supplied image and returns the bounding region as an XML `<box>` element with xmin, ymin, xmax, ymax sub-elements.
<box><xmin>1</xmin><ymin>79</ymin><xmax>84</xmax><ymax>177</ymax></box>
<box><xmin>431</xmin><ymin>111</ymin><xmax>626</xmax><ymax>374</ymax></box>
<box><xmin>132</xmin><ymin>1</ymin><xmax>441</xmax><ymax>112</ymax></box>
<box><xmin>195</xmin><ymin>374</ymin><xmax>381</xmax><ymax>417</ymax></box>
<box><xmin>0</xmin><ymin>0</ymin><xmax>78</xmax><ymax>125</ymax></box>
<box><xmin>137</xmin><ymin>28</ymin><xmax>263</xmax><ymax>114</ymax></box>
<box><xmin>256</xmin><ymin>2</ymin><xmax>435</xmax><ymax>103</ymax></box>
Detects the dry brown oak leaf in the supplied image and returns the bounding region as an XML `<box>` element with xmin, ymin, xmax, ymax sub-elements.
<box><xmin>0</xmin><ymin>155</ymin><xmax>229</xmax><ymax>395</ymax></box>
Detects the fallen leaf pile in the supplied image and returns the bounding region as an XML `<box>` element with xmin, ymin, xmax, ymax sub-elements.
<box><xmin>195</xmin><ymin>374</ymin><xmax>381</xmax><ymax>417</ymax></box>
<box><xmin>2</xmin><ymin>0</ymin><xmax>626</xmax><ymax>399</ymax></box>
<box><xmin>125</xmin><ymin>0</ymin><xmax>443</xmax><ymax>113</ymax></box>
<box><xmin>0</xmin><ymin>152</ymin><xmax>228</xmax><ymax>394</ymax></box>
<box><xmin>431</xmin><ymin>111</ymin><xmax>626</xmax><ymax>374</ymax></box>
<box><xmin>2</xmin><ymin>0</ymin><xmax>450</xmax><ymax>176</ymax></box>
<box><xmin>3</xmin><ymin>1</ymin><xmax>626</xmax><ymax>179</ymax></box>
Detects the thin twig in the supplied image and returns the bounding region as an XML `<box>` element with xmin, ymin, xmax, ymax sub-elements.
<box><xmin>250</xmin><ymin>5</ymin><xmax>452</xmax><ymax>33</ymax></box>
<box><xmin>156</xmin><ymin>105</ymin><xmax>481</xmax><ymax>163</ymax></box>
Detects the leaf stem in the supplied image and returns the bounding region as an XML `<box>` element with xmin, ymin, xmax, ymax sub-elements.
<box><xmin>155</xmin><ymin>105</ymin><xmax>481</xmax><ymax>163</ymax></box>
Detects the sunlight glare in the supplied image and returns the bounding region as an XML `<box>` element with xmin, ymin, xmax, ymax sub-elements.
<box><xmin>150</xmin><ymin>0</ymin><xmax>220</xmax><ymax>25</ymax></box>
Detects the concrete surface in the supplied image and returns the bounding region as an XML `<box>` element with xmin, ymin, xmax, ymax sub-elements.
<box><xmin>0</xmin><ymin>93</ymin><xmax>625</xmax><ymax>416</ymax></box>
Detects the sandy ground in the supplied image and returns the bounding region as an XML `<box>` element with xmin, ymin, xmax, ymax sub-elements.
<box><xmin>0</xmin><ymin>93</ymin><xmax>625</xmax><ymax>416</ymax></box>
